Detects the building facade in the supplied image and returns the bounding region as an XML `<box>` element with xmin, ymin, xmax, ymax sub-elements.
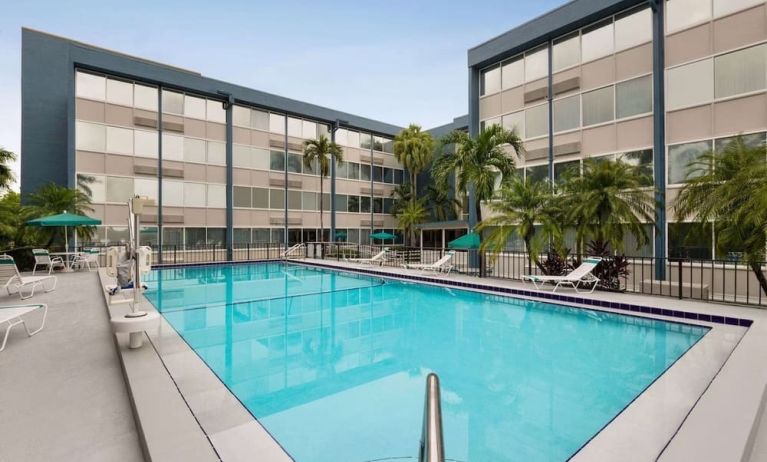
<box><xmin>468</xmin><ymin>0</ymin><xmax>767</xmax><ymax>273</ymax></box>
<box><xmin>21</xmin><ymin>29</ymin><xmax>405</xmax><ymax>256</ymax></box>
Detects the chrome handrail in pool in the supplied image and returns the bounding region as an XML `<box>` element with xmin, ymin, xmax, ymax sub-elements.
<box><xmin>419</xmin><ymin>373</ymin><xmax>445</xmax><ymax>462</ymax></box>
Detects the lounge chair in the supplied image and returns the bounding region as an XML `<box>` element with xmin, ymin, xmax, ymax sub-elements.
<box><xmin>0</xmin><ymin>255</ymin><xmax>57</xmax><ymax>300</ymax></box>
<box><xmin>32</xmin><ymin>249</ymin><xmax>65</xmax><ymax>275</ymax></box>
<box><xmin>522</xmin><ymin>257</ymin><xmax>602</xmax><ymax>293</ymax></box>
<box><xmin>346</xmin><ymin>248</ymin><xmax>389</xmax><ymax>266</ymax></box>
<box><xmin>72</xmin><ymin>248</ymin><xmax>100</xmax><ymax>272</ymax></box>
<box><xmin>403</xmin><ymin>251</ymin><xmax>455</xmax><ymax>275</ymax></box>
<box><xmin>0</xmin><ymin>303</ymin><xmax>47</xmax><ymax>352</ymax></box>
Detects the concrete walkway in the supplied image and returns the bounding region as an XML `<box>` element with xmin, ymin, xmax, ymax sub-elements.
<box><xmin>0</xmin><ymin>271</ymin><xmax>144</xmax><ymax>462</ymax></box>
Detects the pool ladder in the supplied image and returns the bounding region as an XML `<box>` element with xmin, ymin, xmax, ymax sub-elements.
<box><xmin>419</xmin><ymin>373</ymin><xmax>445</xmax><ymax>462</ymax></box>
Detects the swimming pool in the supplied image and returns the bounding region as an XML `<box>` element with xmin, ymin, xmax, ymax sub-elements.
<box><xmin>144</xmin><ymin>262</ymin><xmax>708</xmax><ymax>462</ymax></box>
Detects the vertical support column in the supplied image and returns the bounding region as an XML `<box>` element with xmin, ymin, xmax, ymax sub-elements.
<box><xmin>369</xmin><ymin>137</ymin><xmax>374</xmax><ymax>240</ymax></box>
<box><xmin>157</xmin><ymin>86</ymin><xmax>164</xmax><ymax>263</ymax></box>
<box><xmin>547</xmin><ymin>40</ymin><xmax>555</xmax><ymax>187</ymax></box>
<box><xmin>283</xmin><ymin>115</ymin><xmax>289</xmax><ymax>251</ymax></box>
<box><xmin>651</xmin><ymin>0</ymin><xmax>667</xmax><ymax>280</ymax></box>
<box><xmin>467</xmin><ymin>67</ymin><xmax>480</xmax><ymax>230</ymax></box>
<box><xmin>224</xmin><ymin>96</ymin><xmax>234</xmax><ymax>261</ymax></box>
<box><xmin>330</xmin><ymin>121</ymin><xmax>338</xmax><ymax>243</ymax></box>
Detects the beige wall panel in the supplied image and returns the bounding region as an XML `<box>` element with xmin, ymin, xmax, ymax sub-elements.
<box><xmin>206</xmin><ymin>209</ymin><xmax>226</xmax><ymax>226</ymax></box>
<box><xmin>615</xmin><ymin>43</ymin><xmax>653</xmax><ymax>81</ymax></box>
<box><xmin>581</xmin><ymin>125</ymin><xmax>617</xmax><ymax>156</ymax></box>
<box><xmin>105</xmin><ymin>205</ymin><xmax>129</xmax><ymax>225</ymax></box>
<box><xmin>552</xmin><ymin>67</ymin><xmax>581</xmax><ymax>96</ymax></box>
<box><xmin>336</xmin><ymin>180</ymin><xmax>360</xmax><ymax>194</ymax></box>
<box><xmin>501</xmin><ymin>87</ymin><xmax>525</xmax><ymax>114</ymax></box>
<box><xmin>381</xmin><ymin>156</ymin><xmax>399</xmax><ymax>169</ymax></box>
<box><xmin>581</xmin><ymin>56</ymin><xmax>615</xmax><ymax>91</ymax></box>
<box><xmin>666</xmin><ymin>24</ymin><xmax>712</xmax><ymax>67</ymax></box>
<box><xmin>336</xmin><ymin>213</ymin><xmax>358</xmax><ymax>228</ymax></box>
<box><xmin>525</xmin><ymin>77</ymin><xmax>548</xmax><ymax>93</ymax></box>
<box><xmin>104</xmin><ymin>154</ymin><xmax>134</xmax><ymax>176</ymax></box>
<box><xmin>713</xmin><ymin>94</ymin><xmax>767</xmax><ymax>136</ymax></box>
<box><xmin>269</xmin><ymin>172</ymin><xmax>284</xmax><ymax>182</ymax></box>
<box><xmin>301</xmin><ymin>213</ymin><xmax>319</xmax><ymax>227</ymax></box>
<box><xmin>184</xmin><ymin>163</ymin><xmax>206</xmax><ymax>182</ymax></box>
<box><xmin>553</xmin><ymin>131</ymin><xmax>582</xmax><ymax>146</ymax></box>
<box><xmin>713</xmin><ymin>5</ymin><xmax>767</xmax><ymax>54</ymax></box>
<box><xmin>667</xmin><ymin>105</ymin><xmax>713</xmax><ymax>143</ymax></box>
<box><xmin>251</xmin><ymin>130</ymin><xmax>270</xmax><ymax>148</ymax></box>
<box><xmin>162</xmin><ymin>159</ymin><xmax>184</xmax><ymax>170</ymax></box>
<box><xmin>104</xmin><ymin>104</ymin><xmax>133</xmax><ymax>127</ymax></box>
<box><xmin>184</xmin><ymin>119</ymin><xmax>206</xmax><ymax>139</ymax></box>
<box><xmin>251</xmin><ymin>210</ymin><xmax>270</xmax><ymax>226</ymax></box>
<box><xmin>207</xmin><ymin>166</ymin><xmax>226</xmax><ymax>184</ymax></box>
<box><xmin>233</xmin><ymin>209</ymin><xmax>251</xmax><ymax>227</ymax></box>
<box><xmin>184</xmin><ymin>208</ymin><xmax>206</xmax><ymax>226</ymax></box>
<box><xmin>76</xmin><ymin>99</ymin><xmax>105</xmax><ymax>123</ymax></box>
<box><xmin>382</xmin><ymin>216</ymin><xmax>397</xmax><ymax>227</ymax></box>
<box><xmin>233</xmin><ymin>168</ymin><xmax>250</xmax><ymax>186</ymax></box>
<box><xmin>133</xmin><ymin>109</ymin><xmax>158</xmax><ymax>123</ymax></box>
<box><xmin>479</xmin><ymin>93</ymin><xmax>502</xmax><ymax>120</ymax></box>
<box><xmin>76</xmin><ymin>151</ymin><xmax>106</xmax><ymax>174</ymax></box>
<box><xmin>233</xmin><ymin>127</ymin><xmax>250</xmax><ymax>145</ymax></box>
<box><xmin>342</xmin><ymin>147</ymin><xmax>361</xmax><ymax>162</ymax></box>
<box><xmin>616</xmin><ymin>116</ymin><xmax>654</xmax><ymax>150</ymax></box>
<box><xmin>302</xmin><ymin>176</ymin><xmax>320</xmax><ymax>190</ymax></box>
<box><xmin>521</xmin><ymin>138</ymin><xmax>549</xmax><ymax>165</ymax></box>
<box><xmin>250</xmin><ymin>170</ymin><xmax>270</xmax><ymax>188</ymax></box>
<box><xmin>206</xmin><ymin>122</ymin><xmax>226</xmax><ymax>141</ymax></box>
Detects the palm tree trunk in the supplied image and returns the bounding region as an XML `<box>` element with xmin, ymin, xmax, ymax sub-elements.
<box><xmin>750</xmin><ymin>261</ymin><xmax>767</xmax><ymax>298</ymax></box>
<box><xmin>319</xmin><ymin>174</ymin><xmax>324</xmax><ymax>242</ymax></box>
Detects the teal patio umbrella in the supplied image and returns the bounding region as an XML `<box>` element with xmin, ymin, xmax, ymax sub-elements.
<box><xmin>370</xmin><ymin>231</ymin><xmax>397</xmax><ymax>242</ymax></box>
<box><xmin>27</xmin><ymin>211</ymin><xmax>102</xmax><ymax>251</ymax></box>
<box><xmin>335</xmin><ymin>231</ymin><xmax>347</xmax><ymax>241</ymax></box>
<box><xmin>448</xmin><ymin>232</ymin><xmax>480</xmax><ymax>250</ymax></box>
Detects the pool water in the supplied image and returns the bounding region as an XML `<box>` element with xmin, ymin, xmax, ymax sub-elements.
<box><xmin>144</xmin><ymin>262</ymin><xmax>708</xmax><ymax>462</ymax></box>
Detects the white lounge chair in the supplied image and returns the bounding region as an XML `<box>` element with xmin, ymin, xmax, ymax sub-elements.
<box><xmin>0</xmin><ymin>255</ymin><xmax>57</xmax><ymax>300</ymax></box>
<box><xmin>346</xmin><ymin>248</ymin><xmax>389</xmax><ymax>266</ymax></box>
<box><xmin>0</xmin><ymin>303</ymin><xmax>47</xmax><ymax>352</ymax></box>
<box><xmin>72</xmin><ymin>248</ymin><xmax>100</xmax><ymax>271</ymax></box>
<box><xmin>522</xmin><ymin>257</ymin><xmax>602</xmax><ymax>293</ymax></box>
<box><xmin>32</xmin><ymin>249</ymin><xmax>65</xmax><ymax>275</ymax></box>
<box><xmin>403</xmin><ymin>251</ymin><xmax>455</xmax><ymax>275</ymax></box>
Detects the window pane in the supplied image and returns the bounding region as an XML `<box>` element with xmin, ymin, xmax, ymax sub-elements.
<box><xmin>615</xmin><ymin>7</ymin><xmax>651</xmax><ymax>51</ymax></box>
<box><xmin>667</xmin><ymin>59</ymin><xmax>714</xmax><ymax>110</ymax></box>
<box><xmin>336</xmin><ymin>161</ymin><xmax>348</xmax><ymax>179</ymax></box>
<box><xmin>253</xmin><ymin>228</ymin><xmax>270</xmax><ymax>242</ymax></box>
<box><xmin>526</xmin><ymin>164</ymin><xmax>549</xmax><ymax>184</ymax></box>
<box><xmin>270</xmin><ymin>151</ymin><xmax>285</xmax><ymax>171</ymax></box>
<box><xmin>269</xmin><ymin>189</ymin><xmax>284</xmax><ymax>209</ymax></box>
<box><xmin>233</xmin><ymin>105</ymin><xmax>251</xmax><ymax>127</ymax></box>
<box><xmin>233</xmin><ymin>144</ymin><xmax>252</xmax><ymax>168</ymax></box>
<box><xmin>134</xmin><ymin>178</ymin><xmax>158</xmax><ymax>200</ymax></box>
<box><xmin>206</xmin><ymin>100</ymin><xmax>226</xmax><ymax>123</ymax></box>
<box><xmin>106</xmin><ymin>127</ymin><xmax>133</xmax><ymax>155</ymax></box>
<box><xmin>616</xmin><ymin>75</ymin><xmax>652</xmax><ymax>119</ymax></box>
<box><xmin>582</xmin><ymin>86</ymin><xmax>614</xmax><ymax>126</ymax></box>
<box><xmin>106</xmin><ymin>176</ymin><xmax>133</xmax><ymax>203</ymax></box>
<box><xmin>715</xmin><ymin>132</ymin><xmax>766</xmax><ymax>152</ymax></box>
<box><xmin>134</xmin><ymin>84</ymin><xmax>158</xmax><ymax>111</ymax></box>
<box><xmin>207</xmin><ymin>141</ymin><xmax>226</xmax><ymax>165</ymax></box>
<box><xmin>106</xmin><ymin>79</ymin><xmax>133</xmax><ymax>106</ymax></box>
<box><xmin>162</xmin><ymin>134</ymin><xmax>184</xmax><ymax>161</ymax></box>
<box><xmin>714</xmin><ymin>0</ymin><xmax>763</xmax><ymax>17</ymax></box>
<box><xmin>185</xmin><ymin>228</ymin><xmax>207</xmax><ymax>246</ymax></box>
<box><xmin>335</xmin><ymin>129</ymin><xmax>349</xmax><ymax>146</ymax></box>
<box><xmin>667</xmin><ymin>0</ymin><xmax>711</xmax><ymax>34</ymax></box>
<box><xmin>287</xmin><ymin>117</ymin><xmax>302</xmax><ymax>137</ymax></box>
<box><xmin>348</xmin><ymin>196</ymin><xmax>360</xmax><ymax>213</ymax></box>
<box><xmin>360</xmin><ymin>164</ymin><xmax>371</xmax><ymax>181</ymax></box>
<box><xmin>252</xmin><ymin>188</ymin><xmax>269</xmax><ymax>208</ymax></box>
<box><xmin>233</xmin><ymin>186</ymin><xmax>251</xmax><ymax>207</ymax></box>
<box><xmin>302</xmin><ymin>192</ymin><xmax>317</xmax><ymax>210</ymax></box>
<box><xmin>206</xmin><ymin>228</ymin><xmax>225</xmax><ymax>245</ymax></box>
<box><xmin>207</xmin><ymin>184</ymin><xmax>225</xmax><ymax>208</ymax></box>
<box><xmin>525</xmin><ymin>104</ymin><xmax>549</xmax><ymax>138</ymax></box>
<box><xmin>525</xmin><ymin>46</ymin><xmax>548</xmax><ymax>82</ymax></box>
<box><xmin>302</xmin><ymin>120</ymin><xmax>317</xmax><ymax>139</ymax></box>
<box><xmin>394</xmin><ymin>169</ymin><xmax>404</xmax><ymax>185</ymax></box>
<box><xmin>554</xmin><ymin>160</ymin><xmax>580</xmax><ymax>183</ymax></box>
<box><xmin>553</xmin><ymin>33</ymin><xmax>580</xmax><ymax>72</ymax></box>
<box><xmin>107</xmin><ymin>227</ymin><xmax>130</xmax><ymax>244</ymax></box>
<box><xmin>348</xmin><ymin>162</ymin><xmax>360</xmax><ymax>180</ymax></box>
<box><xmin>184</xmin><ymin>96</ymin><xmax>206</xmax><ymax>119</ymax></box>
<box><xmin>481</xmin><ymin>65</ymin><xmax>501</xmax><ymax>95</ymax></box>
<box><xmin>288</xmin><ymin>153</ymin><xmax>303</xmax><ymax>174</ymax></box>
<box><xmin>251</xmin><ymin>110</ymin><xmax>269</xmax><ymax>131</ymax></box>
<box><xmin>360</xmin><ymin>196</ymin><xmax>371</xmax><ymax>213</ymax></box>
<box><xmin>184</xmin><ymin>182</ymin><xmax>206</xmax><ymax>207</ymax></box>
<box><xmin>553</xmin><ymin>95</ymin><xmax>580</xmax><ymax>132</ymax></box>
<box><xmin>715</xmin><ymin>44</ymin><xmax>767</xmax><ymax>99</ymax></box>
<box><xmin>669</xmin><ymin>222</ymin><xmax>712</xmax><ymax>259</ymax></box>
<box><xmin>162</xmin><ymin>90</ymin><xmax>184</xmax><ymax>115</ymax></box>
<box><xmin>383</xmin><ymin>167</ymin><xmax>393</xmax><ymax>183</ymax></box>
<box><xmin>233</xmin><ymin>228</ymin><xmax>251</xmax><ymax>245</ymax></box>
<box><xmin>76</xmin><ymin>72</ymin><xmax>105</xmax><ymax>100</ymax></box>
<box><xmin>373</xmin><ymin>197</ymin><xmax>383</xmax><ymax>213</ymax></box>
<box><xmin>163</xmin><ymin>227</ymin><xmax>183</xmax><ymax>246</ymax></box>
<box><xmin>76</xmin><ymin>122</ymin><xmax>106</xmax><ymax>152</ymax></box>
<box><xmin>78</xmin><ymin>174</ymin><xmax>105</xmax><ymax>203</ymax></box>
<box><xmin>360</xmin><ymin>133</ymin><xmax>372</xmax><ymax>149</ymax></box>
<box><xmin>668</xmin><ymin>141</ymin><xmax>711</xmax><ymax>184</ymax></box>
<box><xmin>502</xmin><ymin>111</ymin><xmax>525</xmax><ymax>137</ymax></box>
<box><xmin>582</xmin><ymin>19</ymin><xmax>614</xmax><ymax>63</ymax></box>
<box><xmin>347</xmin><ymin>131</ymin><xmax>360</xmax><ymax>148</ymax></box>
<box><xmin>287</xmin><ymin>190</ymin><xmax>301</xmax><ymax>210</ymax></box>
<box><xmin>481</xmin><ymin>117</ymin><xmax>501</xmax><ymax>132</ymax></box>
<box><xmin>618</xmin><ymin>149</ymin><xmax>653</xmax><ymax>186</ymax></box>
<box><xmin>335</xmin><ymin>194</ymin><xmax>348</xmax><ymax>212</ymax></box>
<box><xmin>501</xmin><ymin>57</ymin><xmax>524</xmax><ymax>90</ymax></box>
<box><xmin>134</xmin><ymin>130</ymin><xmax>158</xmax><ymax>158</ymax></box>
<box><xmin>270</xmin><ymin>113</ymin><xmax>285</xmax><ymax>134</ymax></box>
<box><xmin>372</xmin><ymin>166</ymin><xmax>383</xmax><ymax>183</ymax></box>
<box><xmin>163</xmin><ymin>180</ymin><xmax>184</xmax><ymax>207</ymax></box>
<box><xmin>184</xmin><ymin>138</ymin><xmax>206</xmax><ymax>163</ymax></box>
<box><xmin>373</xmin><ymin>136</ymin><xmax>385</xmax><ymax>152</ymax></box>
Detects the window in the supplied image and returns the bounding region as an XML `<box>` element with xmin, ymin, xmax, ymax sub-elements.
<box><xmin>162</xmin><ymin>134</ymin><xmax>184</xmax><ymax>161</ymax></box>
<box><xmin>134</xmin><ymin>84</ymin><xmax>158</xmax><ymax>111</ymax></box>
<box><xmin>233</xmin><ymin>186</ymin><xmax>251</xmax><ymax>208</ymax></box>
<box><xmin>667</xmin><ymin>0</ymin><xmax>711</xmax><ymax>34</ymax></box>
<box><xmin>336</xmin><ymin>161</ymin><xmax>348</xmax><ymax>178</ymax></box>
<box><xmin>270</xmin><ymin>113</ymin><xmax>285</xmax><ymax>134</ymax></box>
<box><xmin>134</xmin><ymin>178</ymin><xmax>158</xmax><ymax>200</ymax></box>
<box><xmin>372</xmin><ymin>166</ymin><xmax>383</xmax><ymax>183</ymax></box>
<box><xmin>185</xmin><ymin>228</ymin><xmax>207</xmax><ymax>246</ymax></box>
<box><xmin>481</xmin><ymin>117</ymin><xmax>501</xmax><ymax>132</ymax></box>
<box><xmin>360</xmin><ymin>196</ymin><xmax>371</xmax><ymax>213</ymax></box>
<box><xmin>134</xmin><ymin>130</ymin><xmax>158</xmax><ymax>158</ymax></box>
<box><xmin>233</xmin><ymin>106</ymin><xmax>251</xmax><ymax>127</ymax></box>
<box><xmin>233</xmin><ymin>229</ymin><xmax>251</xmax><ymax>244</ymax></box>
<box><xmin>348</xmin><ymin>196</ymin><xmax>360</xmax><ymax>213</ymax></box>
<box><xmin>287</xmin><ymin>117</ymin><xmax>302</xmax><ymax>137</ymax></box>
<box><xmin>383</xmin><ymin>198</ymin><xmax>393</xmax><ymax>214</ymax></box>
<box><xmin>270</xmin><ymin>151</ymin><xmax>285</xmax><ymax>171</ymax></box>
<box><xmin>163</xmin><ymin>227</ymin><xmax>183</xmax><ymax>246</ymax></box>
<box><xmin>106</xmin><ymin>127</ymin><xmax>133</xmax><ymax>155</ymax></box>
<box><xmin>184</xmin><ymin>138</ymin><xmax>206</xmax><ymax>163</ymax></box>
<box><xmin>269</xmin><ymin>189</ymin><xmax>284</xmax><ymax>209</ymax></box>
<box><xmin>106</xmin><ymin>79</ymin><xmax>133</xmax><ymax>106</ymax></box>
<box><xmin>207</xmin><ymin>141</ymin><xmax>226</xmax><ymax>165</ymax></box>
<box><xmin>347</xmin><ymin>131</ymin><xmax>360</xmax><ymax>148</ymax></box>
<box><xmin>554</xmin><ymin>160</ymin><xmax>580</xmax><ymax>183</ymax></box>
<box><xmin>382</xmin><ymin>137</ymin><xmax>394</xmax><ymax>153</ymax></box>
<box><xmin>525</xmin><ymin>104</ymin><xmax>549</xmax><ymax>138</ymax></box>
<box><xmin>184</xmin><ymin>183</ymin><xmax>206</xmax><ymax>207</ymax></box>
<box><xmin>553</xmin><ymin>33</ymin><xmax>580</xmax><ymax>72</ymax></box>
<box><xmin>139</xmin><ymin>227</ymin><xmax>158</xmax><ymax>246</ymax></box>
<box><xmin>669</xmin><ymin>222</ymin><xmax>712</xmax><ymax>259</ymax></box>
<box><xmin>106</xmin><ymin>176</ymin><xmax>133</xmax><ymax>203</ymax></box>
<box><xmin>302</xmin><ymin>120</ymin><xmax>317</xmax><ymax>139</ymax></box>
<box><xmin>373</xmin><ymin>136</ymin><xmax>385</xmax><ymax>152</ymax></box>
<box><xmin>348</xmin><ymin>162</ymin><xmax>360</xmax><ymax>180</ymax></box>
<box><xmin>373</xmin><ymin>198</ymin><xmax>383</xmax><ymax>214</ymax></box>
<box><xmin>667</xmin><ymin>59</ymin><xmax>714</xmax><ymax>110</ymax></box>
<box><xmin>252</xmin><ymin>110</ymin><xmax>269</xmax><ymax>131</ymax></box>
<box><xmin>553</xmin><ymin>95</ymin><xmax>580</xmax><ymax>132</ymax></box>
<box><xmin>481</xmin><ymin>65</ymin><xmax>501</xmax><ymax>95</ymax></box>
<box><xmin>714</xmin><ymin>0</ymin><xmax>763</xmax><ymax>18</ymax></box>
<box><xmin>76</xmin><ymin>122</ymin><xmax>106</xmax><ymax>152</ymax></box>
<box><xmin>253</xmin><ymin>228</ymin><xmax>270</xmax><ymax>242</ymax></box>
<box><xmin>76</xmin><ymin>72</ymin><xmax>105</xmax><ymax>101</ymax></box>
<box><xmin>360</xmin><ymin>164</ymin><xmax>371</xmax><ymax>181</ymax></box>
<box><xmin>618</xmin><ymin>149</ymin><xmax>653</xmax><ymax>186</ymax></box>
<box><xmin>207</xmin><ymin>184</ymin><xmax>226</xmax><ymax>208</ymax></box>
<box><xmin>78</xmin><ymin>174</ymin><xmax>105</xmax><ymax>202</ymax></box>
<box><xmin>360</xmin><ymin>133</ymin><xmax>372</xmax><ymax>149</ymax></box>
<box><xmin>162</xmin><ymin>91</ymin><xmax>184</xmax><ymax>115</ymax></box>
<box><xmin>287</xmin><ymin>190</ymin><xmax>301</xmax><ymax>210</ymax></box>
<box><xmin>582</xmin><ymin>86</ymin><xmax>614</xmax><ymax>126</ymax></box>
<box><xmin>525</xmin><ymin>46</ymin><xmax>548</xmax><ymax>82</ymax></box>
<box><xmin>184</xmin><ymin>95</ymin><xmax>206</xmax><ymax>119</ymax></box>
<box><xmin>107</xmin><ymin>227</ymin><xmax>130</xmax><ymax>243</ymax></box>
<box><xmin>302</xmin><ymin>192</ymin><xmax>318</xmax><ymax>210</ymax></box>
<box><xmin>335</xmin><ymin>194</ymin><xmax>348</xmax><ymax>212</ymax></box>
<box><xmin>252</xmin><ymin>188</ymin><xmax>269</xmax><ymax>208</ymax></box>
<box><xmin>502</xmin><ymin>111</ymin><xmax>525</xmax><ymax>137</ymax></box>
<box><xmin>615</xmin><ymin>7</ymin><xmax>652</xmax><ymax>51</ymax></box>
<box><xmin>501</xmin><ymin>56</ymin><xmax>524</xmax><ymax>90</ymax></box>
<box><xmin>714</xmin><ymin>44</ymin><xmax>767</xmax><ymax>99</ymax></box>
<box><xmin>526</xmin><ymin>164</ymin><xmax>549</xmax><ymax>184</ymax></box>
<box><xmin>335</xmin><ymin>129</ymin><xmax>349</xmax><ymax>146</ymax></box>
<box><xmin>233</xmin><ymin>144</ymin><xmax>252</xmax><ymax>168</ymax></box>
<box><xmin>715</xmin><ymin>132</ymin><xmax>766</xmax><ymax>152</ymax></box>
<box><xmin>393</xmin><ymin>169</ymin><xmax>404</xmax><ymax>185</ymax></box>
<box><xmin>383</xmin><ymin>168</ymin><xmax>393</xmax><ymax>183</ymax></box>
<box><xmin>582</xmin><ymin>19</ymin><xmax>614</xmax><ymax>63</ymax></box>
<box><xmin>616</xmin><ymin>75</ymin><xmax>652</xmax><ymax>119</ymax></box>
<box><xmin>668</xmin><ymin>141</ymin><xmax>711</xmax><ymax>184</ymax></box>
<box><xmin>206</xmin><ymin>228</ymin><xmax>225</xmax><ymax>245</ymax></box>
<box><xmin>162</xmin><ymin>180</ymin><xmax>184</xmax><ymax>207</ymax></box>
<box><xmin>206</xmin><ymin>100</ymin><xmax>226</xmax><ymax>123</ymax></box>
<box><xmin>288</xmin><ymin>153</ymin><xmax>303</xmax><ymax>174</ymax></box>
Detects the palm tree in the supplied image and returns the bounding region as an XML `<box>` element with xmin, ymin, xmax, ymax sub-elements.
<box><xmin>393</xmin><ymin>124</ymin><xmax>434</xmax><ymax>198</ymax></box>
<box><xmin>425</xmin><ymin>182</ymin><xmax>460</xmax><ymax>222</ymax></box>
<box><xmin>396</xmin><ymin>199</ymin><xmax>428</xmax><ymax>246</ymax></box>
<box><xmin>24</xmin><ymin>183</ymin><xmax>95</xmax><ymax>247</ymax></box>
<box><xmin>433</xmin><ymin>124</ymin><xmax>523</xmax><ymax>223</ymax></box>
<box><xmin>0</xmin><ymin>147</ymin><xmax>17</xmax><ymax>192</ymax></box>
<box><xmin>561</xmin><ymin>158</ymin><xmax>654</xmax><ymax>257</ymax></box>
<box><xmin>0</xmin><ymin>191</ymin><xmax>23</xmax><ymax>248</ymax></box>
<box><xmin>674</xmin><ymin>135</ymin><xmax>767</xmax><ymax>296</ymax></box>
<box><xmin>303</xmin><ymin>135</ymin><xmax>343</xmax><ymax>241</ymax></box>
<box><xmin>477</xmin><ymin>176</ymin><xmax>562</xmax><ymax>272</ymax></box>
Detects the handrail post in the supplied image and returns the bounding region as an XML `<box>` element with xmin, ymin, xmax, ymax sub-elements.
<box><xmin>678</xmin><ymin>258</ymin><xmax>683</xmax><ymax>299</ymax></box>
<box><xmin>419</xmin><ymin>373</ymin><xmax>445</xmax><ymax>462</ymax></box>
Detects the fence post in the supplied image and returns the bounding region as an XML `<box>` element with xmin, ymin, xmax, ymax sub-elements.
<box><xmin>678</xmin><ymin>258</ymin><xmax>683</xmax><ymax>300</ymax></box>
<box><xmin>174</xmin><ymin>245</ymin><xmax>177</xmax><ymax>265</ymax></box>
<box><xmin>247</xmin><ymin>243</ymin><xmax>250</xmax><ymax>261</ymax></box>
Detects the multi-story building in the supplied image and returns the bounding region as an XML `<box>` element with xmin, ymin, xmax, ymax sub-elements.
<box><xmin>21</xmin><ymin>29</ymin><xmax>405</xmax><ymax>257</ymax></box>
<box><xmin>468</xmin><ymin>0</ymin><xmax>767</xmax><ymax>276</ymax></box>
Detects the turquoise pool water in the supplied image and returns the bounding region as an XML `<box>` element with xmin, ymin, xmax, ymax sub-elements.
<box><xmin>144</xmin><ymin>262</ymin><xmax>708</xmax><ymax>462</ymax></box>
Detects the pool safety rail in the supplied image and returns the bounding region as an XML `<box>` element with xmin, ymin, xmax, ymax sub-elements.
<box><xmin>281</xmin><ymin>243</ymin><xmax>306</xmax><ymax>258</ymax></box>
<box><xmin>419</xmin><ymin>373</ymin><xmax>445</xmax><ymax>462</ymax></box>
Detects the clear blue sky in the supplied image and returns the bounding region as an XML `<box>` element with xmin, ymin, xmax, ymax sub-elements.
<box><xmin>0</xmin><ymin>0</ymin><xmax>567</xmax><ymax>189</ymax></box>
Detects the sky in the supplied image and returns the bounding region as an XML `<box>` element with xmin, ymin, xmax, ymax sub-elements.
<box><xmin>0</xmin><ymin>0</ymin><xmax>567</xmax><ymax>191</ymax></box>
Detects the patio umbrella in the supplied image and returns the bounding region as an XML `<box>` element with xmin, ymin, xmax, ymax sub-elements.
<box><xmin>370</xmin><ymin>231</ymin><xmax>397</xmax><ymax>242</ymax></box>
<box><xmin>27</xmin><ymin>211</ymin><xmax>102</xmax><ymax>251</ymax></box>
<box><xmin>448</xmin><ymin>232</ymin><xmax>481</xmax><ymax>250</ymax></box>
<box><xmin>335</xmin><ymin>231</ymin><xmax>347</xmax><ymax>241</ymax></box>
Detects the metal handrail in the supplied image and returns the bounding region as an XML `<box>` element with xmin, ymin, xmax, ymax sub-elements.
<box><xmin>419</xmin><ymin>373</ymin><xmax>445</xmax><ymax>462</ymax></box>
<box><xmin>280</xmin><ymin>243</ymin><xmax>305</xmax><ymax>258</ymax></box>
